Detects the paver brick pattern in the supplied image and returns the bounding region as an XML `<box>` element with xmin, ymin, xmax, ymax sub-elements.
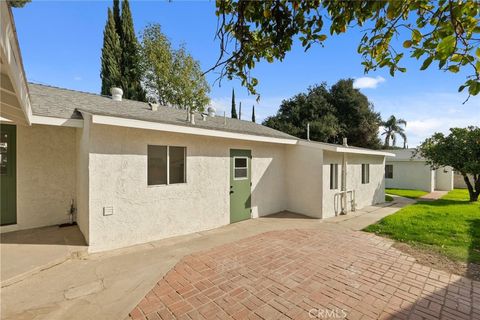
<box><xmin>130</xmin><ymin>229</ymin><xmax>480</xmax><ymax>320</ymax></box>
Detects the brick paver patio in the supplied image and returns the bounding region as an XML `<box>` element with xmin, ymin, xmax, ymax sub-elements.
<box><xmin>130</xmin><ymin>229</ymin><xmax>479</xmax><ymax>320</ymax></box>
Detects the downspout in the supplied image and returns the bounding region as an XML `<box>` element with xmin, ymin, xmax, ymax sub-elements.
<box><xmin>341</xmin><ymin>138</ymin><xmax>348</xmax><ymax>214</ymax></box>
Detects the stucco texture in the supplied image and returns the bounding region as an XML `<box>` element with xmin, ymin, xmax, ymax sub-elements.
<box><xmin>13</xmin><ymin>124</ymin><xmax>76</xmax><ymax>231</ymax></box>
<box><xmin>86</xmin><ymin>124</ymin><xmax>287</xmax><ymax>252</ymax></box>
<box><xmin>285</xmin><ymin>145</ymin><xmax>323</xmax><ymax>218</ymax></box>
<box><xmin>322</xmin><ymin>151</ymin><xmax>385</xmax><ymax>219</ymax></box>
<box><xmin>385</xmin><ymin>161</ymin><xmax>434</xmax><ymax>192</ymax></box>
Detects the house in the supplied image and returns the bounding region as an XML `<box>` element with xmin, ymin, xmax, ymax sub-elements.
<box><xmin>0</xmin><ymin>3</ymin><xmax>393</xmax><ymax>252</ymax></box>
<box><xmin>385</xmin><ymin>149</ymin><xmax>453</xmax><ymax>192</ymax></box>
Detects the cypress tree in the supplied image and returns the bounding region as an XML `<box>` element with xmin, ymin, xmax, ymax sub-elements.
<box><xmin>112</xmin><ymin>0</ymin><xmax>122</xmax><ymax>39</ymax></box>
<box><xmin>100</xmin><ymin>8</ymin><xmax>122</xmax><ymax>96</ymax></box>
<box><xmin>252</xmin><ymin>105</ymin><xmax>256</xmax><ymax>123</ymax></box>
<box><xmin>231</xmin><ymin>88</ymin><xmax>238</xmax><ymax>118</ymax></box>
<box><xmin>120</xmin><ymin>0</ymin><xmax>146</xmax><ymax>101</ymax></box>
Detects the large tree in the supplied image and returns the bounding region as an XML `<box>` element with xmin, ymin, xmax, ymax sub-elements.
<box><xmin>120</xmin><ymin>0</ymin><xmax>146</xmax><ymax>101</ymax></box>
<box><xmin>7</xmin><ymin>0</ymin><xmax>30</xmax><ymax>7</ymax></box>
<box><xmin>416</xmin><ymin>127</ymin><xmax>480</xmax><ymax>201</ymax></box>
<box><xmin>100</xmin><ymin>8</ymin><xmax>122</xmax><ymax>96</ymax></box>
<box><xmin>381</xmin><ymin>115</ymin><xmax>407</xmax><ymax>148</ymax></box>
<box><xmin>263</xmin><ymin>80</ymin><xmax>380</xmax><ymax>148</ymax></box>
<box><xmin>212</xmin><ymin>1</ymin><xmax>480</xmax><ymax>98</ymax></box>
<box><xmin>140</xmin><ymin>24</ymin><xmax>210</xmax><ymax>111</ymax></box>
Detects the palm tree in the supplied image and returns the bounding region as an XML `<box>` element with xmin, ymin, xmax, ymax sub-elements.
<box><xmin>381</xmin><ymin>115</ymin><xmax>407</xmax><ymax>148</ymax></box>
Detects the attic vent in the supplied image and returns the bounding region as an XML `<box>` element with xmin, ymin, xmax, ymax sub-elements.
<box><xmin>110</xmin><ymin>87</ymin><xmax>123</xmax><ymax>101</ymax></box>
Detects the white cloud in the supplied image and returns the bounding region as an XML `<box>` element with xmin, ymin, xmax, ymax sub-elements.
<box><xmin>73</xmin><ymin>76</ymin><xmax>82</xmax><ymax>81</ymax></box>
<box><xmin>353</xmin><ymin>76</ymin><xmax>385</xmax><ymax>89</ymax></box>
<box><xmin>372</xmin><ymin>92</ymin><xmax>480</xmax><ymax>147</ymax></box>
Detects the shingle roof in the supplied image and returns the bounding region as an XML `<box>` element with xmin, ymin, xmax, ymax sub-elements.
<box><xmin>28</xmin><ymin>83</ymin><xmax>297</xmax><ymax>140</ymax></box>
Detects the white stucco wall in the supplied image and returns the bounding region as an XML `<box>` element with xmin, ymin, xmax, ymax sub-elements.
<box><xmin>454</xmin><ymin>173</ymin><xmax>473</xmax><ymax>189</ymax></box>
<box><xmin>86</xmin><ymin>124</ymin><xmax>287</xmax><ymax>252</ymax></box>
<box><xmin>284</xmin><ymin>145</ymin><xmax>323</xmax><ymax>218</ymax></box>
<box><xmin>75</xmin><ymin>114</ymin><xmax>91</xmax><ymax>242</ymax></box>
<box><xmin>435</xmin><ymin>167</ymin><xmax>454</xmax><ymax>191</ymax></box>
<box><xmin>9</xmin><ymin>124</ymin><xmax>76</xmax><ymax>231</ymax></box>
<box><xmin>322</xmin><ymin>152</ymin><xmax>385</xmax><ymax>219</ymax></box>
<box><xmin>385</xmin><ymin>161</ymin><xmax>434</xmax><ymax>192</ymax></box>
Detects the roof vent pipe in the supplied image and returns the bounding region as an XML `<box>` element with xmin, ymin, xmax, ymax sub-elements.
<box><xmin>110</xmin><ymin>87</ymin><xmax>123</xmax><ymax>101</ymax></box>
<box><xmin>343</xmin><ymin>137</ymin><xmax>348</xmax><ymax>146</ymax></box>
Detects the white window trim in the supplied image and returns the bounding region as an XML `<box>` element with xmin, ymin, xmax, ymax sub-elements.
<box><xmin>385</xmin><ymin>164</ymin><xmax>393</xmax><ymax>179</ymax></box>
<box><xmin>330</xmin><ymin>163</ymin><xmax>339</xmax><ymax>190</ymax></box>
<box><xmin>233</xmin><ymin>156</ymin><xmax>249</xmax><ymax>181</ymax></box>
<box><xmin>147</xmin><ymin>145</ymin><xmax>187</xmax><ymax>186</ymax></box>
<box><xmin>362</xmin><ymin>163</ymin><xmax>370</xmax><ymax>184</ymax></box>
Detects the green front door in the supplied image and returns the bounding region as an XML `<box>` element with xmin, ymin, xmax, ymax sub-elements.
<box><xmin>1</xmin><ymin>124</ymin><xmax>16</xmax><ymax>226</ymax></box>
<box><xmin>230</xmin><ymin>149</ymin><xmax>251</xmax><ymax>223</ymax></box>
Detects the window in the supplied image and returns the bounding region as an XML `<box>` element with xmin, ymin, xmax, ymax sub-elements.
<box><xmin>361</xmin><ymin>164</ymin><xmax>370</xmax><ymax>184</ymax></box>
<box><xmin>148</xmin><ymin>145</ymin><xmax>186</xmax><ymax>185</ymax></box>
<box><xmin>169</xmin><ymin>146</ymin><xmax>186</xmax><ymax>184</ymax></box>
<box><xmin>234</xmin><ymin>157</ymin><xmax>248</xmax><ymax>180</ymax></box>
<box><xmin>330</xmin><ymin>163</ymin><xmax>338</xmax><ymax>189</ymax></box>
<box><xmin>385</xmin><ymin>164</ymin><xmax>393</xmax><ymax>179</ymax></box>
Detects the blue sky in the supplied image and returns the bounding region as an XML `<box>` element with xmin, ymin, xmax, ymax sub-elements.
<box><xmin>12</xmin><ymin>1</ymin><xmax>479</xmax><ymax>146</ymax></box>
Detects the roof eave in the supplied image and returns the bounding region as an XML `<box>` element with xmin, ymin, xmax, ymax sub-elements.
<box><xmin>298</xmin><ymin>140</ymin><xmax>395</xmax><ymax>157</ymax></box>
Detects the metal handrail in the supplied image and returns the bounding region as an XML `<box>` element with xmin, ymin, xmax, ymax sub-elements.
<box><xmin>334</xmin><ymin>190</ymin><xmax>356</xmax><ymax>215</ymax></box>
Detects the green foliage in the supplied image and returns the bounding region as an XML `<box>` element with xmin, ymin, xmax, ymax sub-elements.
<box><xmin>251</xmin><ymin>105</ymin><xmax>255</xmax><ymax>123</ymax></box>
<box><xmin>7</xmin><ymin>0</ymin><xmax>31</xmax><ymax>7</ymax></box>
<box><xmin>416</xmin><ymin>126</ymin><xmax>480</xmax><ymax>201</ymax></box>
<box><xmin>112</xmin><ymin>0</ymin><xmax>122</xmax><ymax>38</ymax></box>
<box><xmin>365</xmin><ymin>189</ymin><xmax>480</xmax><ymax>264</ymax></box>
<box><xmin>231</xmin><ymin>88</ymin><xmax>238</xmax><ymax>118</ymax></box>
<box><xmin>140</xmin><ymin>24</ymin><xmax>210</xmax><ymax>111</ymax></box>
<box><xmin>214</xmin><ymin>0</ymin><xmax>480</xmax><ymax>98</ymax></box>
<box><xmin>120</xmin><ymin>0</ymin><xmax>146</xmax><ymax>101</ymax></box>
<box><xmin>386</xmin><ymin>188</ymin><xmax>428</xmax><ymax>199</ymax></box>
<box><xmin>385</xmin><ymin>195</ymin><xmax>394</xmax><ymax>202</ymax></box>
<box><xmin>100</xmin><ymin>8</ymin><xmax>122</xmax><ymax>96</ymax></box>
<box><xmin>263</xmin><ymin>79</ymin><xmax>381</xmax><ymax>148</ymax></box>
<box><xmin>381</xmin><ymin>115</ymin><xmax>407</xmax><ymax>148</ymax></box>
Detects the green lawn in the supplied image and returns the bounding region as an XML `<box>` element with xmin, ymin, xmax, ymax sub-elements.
<box><xmin>365</xmin><ymin>189</ymin><xmax>480</xmax><ymax>263</ymax></box>
<box><xmin>386</xmin><ymin>188</ymin><xmax>429</xmax><ymax>199</ymax></box>
<box><xmin>385</xmin><ymin>195</ymin><xmax>394</xmax><ymax>202</ymax></box>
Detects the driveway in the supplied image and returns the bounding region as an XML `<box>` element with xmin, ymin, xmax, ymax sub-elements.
<box><xmin>131</xmin><ymin>228</ymin><xmax>479</xmax><ymax>320</ymax></box>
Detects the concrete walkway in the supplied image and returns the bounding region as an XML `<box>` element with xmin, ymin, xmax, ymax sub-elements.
<box><xmin>1</xmin><ymin>225</ymin><xmax>87</xmax><ymax>287</ymax></box>
<box><xmin>419</xmin><ymin>191</ymin><xmax>448</xmax><ymax>201</ymax></box>
<box><xmin>1</xmin><ymin>199</ymin><xmax>412</xmax><ymax>320</ymax></box>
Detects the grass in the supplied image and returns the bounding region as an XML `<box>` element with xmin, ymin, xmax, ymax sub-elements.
<box><xmin>385</xmin><ymin>195</ymin><xmax>394</xmax><ymax>202</ymax></box>
<box><xmin>365</xmin><ymin>189</ymin><xmax>480</xmax><ymax>264</ymax></box>
<box><xmin>386</xmin><ymin>188</ymin><xmax>429</xmax><ymax>199</ymax></box>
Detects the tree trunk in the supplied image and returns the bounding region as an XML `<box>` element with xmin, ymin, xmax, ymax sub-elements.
<box><xmin>463</xmin><ymin>174</ymin><xmax>479</xmax><ymax>202</ymax></box>
<box><xmin>384</xmin><ymin>135</ymin><xmax>390</xmax><ymax>147</ymax></box>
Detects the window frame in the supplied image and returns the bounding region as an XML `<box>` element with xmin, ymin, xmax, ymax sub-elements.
<box><xmin>233</xmin><ymin>156</ymin><xmax>249</xmax><ymax>180</ymax></box>
<box><xmin>385</xmin><ymin>164</ymin><xmax>393</xmax><ymax>179</ymax></box>
<box><xmin>361</xmin><ymin>163</ymin><xmax>370</xmax><ymax>184</ymax></box>
<box><xmin>147</xmin><ymin>145</ymin><xmax>187</xmax><ymax>186</ymax></box>
<box><xmin>329</xmin><ymin>163</ymin><xmax>339</xmax><ymax>190</ymax></box>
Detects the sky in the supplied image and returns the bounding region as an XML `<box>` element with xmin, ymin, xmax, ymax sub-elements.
<box><xmin>12</xmin><ymin>0</ymin><xmax>480</xmax><ymax>147</ymax></box>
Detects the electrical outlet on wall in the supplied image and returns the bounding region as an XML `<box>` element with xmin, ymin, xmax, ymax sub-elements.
<box><xmin>103</xmin><ymin>206</ymin><xmax>114</xmax><ymax>216</ymax></box>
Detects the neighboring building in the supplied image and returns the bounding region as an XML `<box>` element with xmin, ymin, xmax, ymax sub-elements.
<box><xmin>454</xmin><ymin>172</ymin><xmax>473</xmax><ymax>189</ymax></box>
<box><xmin>0</xmin><ymin>4</ymin><xmax>393</xmax><ymax>252</ymax></box>
<box><xmin>385</xmin><ymin>149</ymin><xmax>453</xmax><ymax>192</ymax></box>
